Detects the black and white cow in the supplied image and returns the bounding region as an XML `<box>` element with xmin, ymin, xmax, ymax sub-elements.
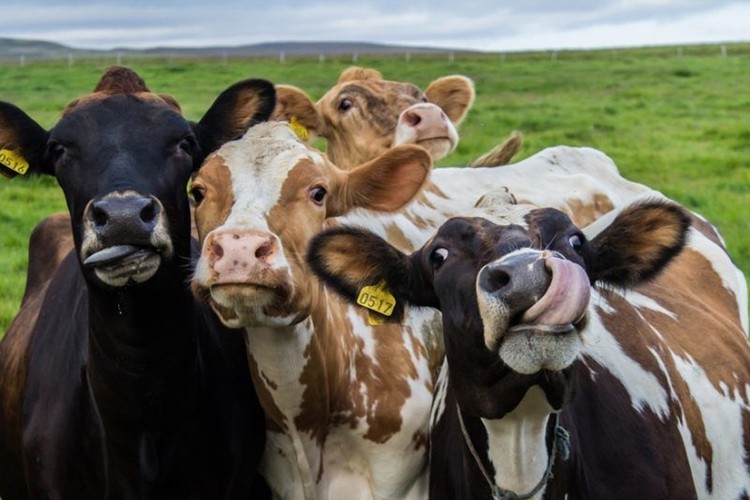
<box><xmin>0</xmin><ymin>67</ymin><xmax>274</xmax><ymax>499</ymax></box>
<box><xmin>307</xmin><ymin>198</ymin><xmax>750</xmax><ymax>499</ymax></box>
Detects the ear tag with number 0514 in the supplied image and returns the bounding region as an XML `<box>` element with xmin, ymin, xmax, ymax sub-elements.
<box><xmin>357</xmin><ymin>282</ymin><xmax>396</xmax><ymax>325</ymax></box>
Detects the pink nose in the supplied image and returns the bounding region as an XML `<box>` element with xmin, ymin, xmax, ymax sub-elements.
<box><xmin>398</xmin><ymin>103</ymin><xmax>449</xmax><ymax>136</ymax></box>
<box><xmin>204</xmin><ymin>230</ymin><xmax>278</xmax><ymax>282</ymax></box>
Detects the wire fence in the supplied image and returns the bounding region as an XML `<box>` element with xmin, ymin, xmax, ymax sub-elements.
<box><xmin>3</xmin><ymin>42</ymin><xmax>750</xmax><ymax>68</ymax></box>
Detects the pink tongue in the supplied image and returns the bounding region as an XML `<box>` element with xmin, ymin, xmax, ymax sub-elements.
<box><xmin>520</xmin><ymin>257</ymin><xmax>590</xmax><ymax>326</ymax></box>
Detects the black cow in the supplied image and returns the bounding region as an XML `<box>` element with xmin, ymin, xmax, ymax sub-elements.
<box><xmin>0</xmin><ymin>67</ymin><xmax>274</xmax><ymax>499</ymax></box>
<box><xmin>307</xmin><ymin>200</ymin><xmax>750</xmax><ymax>499</ymax></box>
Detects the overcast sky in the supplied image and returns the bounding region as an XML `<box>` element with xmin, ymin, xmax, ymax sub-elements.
<box><xmin>4</xmin><ymin>0</ymin><xmax>750</xmax><ymax>52</ymax></box>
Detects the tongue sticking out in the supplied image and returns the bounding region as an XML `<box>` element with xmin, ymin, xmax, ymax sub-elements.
<box><xmin>520</xmin><ymin>257</ymin><xmax>590</xmax><ymax>328</ymax></box>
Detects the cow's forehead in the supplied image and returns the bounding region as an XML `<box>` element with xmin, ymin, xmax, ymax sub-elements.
<box><xmin>62</xmin><ymin>91</ymin><xmax>178</xmax><ymax>116</ymax></box>
<box><xmin>322</xmin><ymin>79</ymin><xmax>424</xmax><ymax>105</ymax></box>
<box><xmin>211</xmin><ymin>122</ymin><xmax>325</xmax><ymax>227</ymax></box>
<box><xmin>431</xmin><ymin>208</ymin><xmax>572</xmax><ymax>251</ymax></box>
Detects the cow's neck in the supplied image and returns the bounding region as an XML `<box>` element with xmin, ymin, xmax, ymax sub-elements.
<box><xmin>243</xmin><ymin>289</ymin><xmax>348</xmax><ymax>427</ymax></box>
<box><xmin>85</xmin><ymin>255</ymin><xmax>200</xmax><ymax>474</ymax></box>
<box><xmin>243</xmin><ymin>314</ymin><xmax>324</xmax><ymax>500</ymax></box>
<box><xmin>475</xmin><ymin>385</ymin><xmax>555</xmax><ymax>499</ymax></box>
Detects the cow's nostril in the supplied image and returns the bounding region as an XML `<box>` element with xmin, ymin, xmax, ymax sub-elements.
<box><xmin>211</xmin><ymin>240</ymin><xmax>224</xmax><ymax>259</ymax></box>
<box><xmin>140</xmin><ymin>199</ymin><xmax>157</xmax><ymax>223</ymax></box>
<box><xmin>91</xmin><ymin>205</ymin><xmax>108</xmax><ymax>228</ymax></box>
<box><xmin>485</xmin><ymin>266</ymin><xmax>511</xmax><ymax>292</ymax></box>
<box><xmin>255</xmin><ymin>241</ymin><xmax>274</xmax><ymax>260</ymax></box>
<box><xmin>403</xmin><ymin>110</ymin><xmax>421</xmax><ymax>127</ymax></box>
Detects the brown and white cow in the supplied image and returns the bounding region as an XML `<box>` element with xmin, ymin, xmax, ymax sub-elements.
<box><xmin>308</xmin><ymin>198</ymin><xmax>750</xmax><ymax>499</ymax></box>
<box><xmin>0</xmin><ymin>67</ymin><xmax>274</xmax><ymax>499</ymax></box>
<box><xmin>190</xmin><ymin>121</ymin><xmax>440</xmax><ymax>498</ymax></box>
<box><xmin>271</xmin><ymin>66</ymin><xmax>523</xmax><ymax>169</ymax></box>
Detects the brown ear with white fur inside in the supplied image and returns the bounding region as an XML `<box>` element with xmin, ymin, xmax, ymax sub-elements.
<box><xmin>327</xmin><ymin>144</ymin><xmax>432</xmax><ymax>217</ymax></box>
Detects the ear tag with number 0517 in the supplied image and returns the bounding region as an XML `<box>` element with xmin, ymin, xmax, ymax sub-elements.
<box><xmin>357</xmin><ymin>282</ymin><xmax>396</xmax><ymax>324</ymax></box>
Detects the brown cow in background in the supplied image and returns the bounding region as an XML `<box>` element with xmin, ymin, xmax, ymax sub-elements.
<box><xmin>272</xmin><ymin>66</ymin><xmax>523</xmax><ymax>169</ymax></box>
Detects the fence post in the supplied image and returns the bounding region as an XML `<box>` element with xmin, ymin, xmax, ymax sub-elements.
<box><xmin>116</xmin><ymin>52</ymin><xmax>122</xmax><ymax>65</ymax></box>
<box><xmin>20</xmin><ymin>55</ymin><xmax>25</xmax><ymax>67</ymax></box>
<box><xmin>68</xmin><ymin>53</ymin><xmax>74</xmax><ymax>68</ymax></box>
<box><xmin>279</xmin><ymin>51</ymin><xmax>285</xmax><ymax>63</ymax></box>
<box><xmin>352</xmin><ymin>52</ymin><xmax>358</xmax><ymax>63</ymax></box>
<box><xmin>677</xmin><ymin>47</ymin><xmax>683</xmax><ymax>58</ymax></box>
<box><xmin>405</xmin><ymin>51</ymin><xmax>411</xmax><ymax>62</ymax></box>
<box><xmin>319</xmin><ymin>53</ymin><xmax>325</xmax><ymax>63</ymax></box>
<box><xmin>721</xmin><ymin>44</ymin><xmax>727</xmax><ymax>57</ymax></box>
<box><xmin>448</xmin><ymin>51</ymin><xmax>454</xmax><ymax>63</ymax></box>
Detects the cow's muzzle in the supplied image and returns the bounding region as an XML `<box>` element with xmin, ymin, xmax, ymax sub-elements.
<box><xmin>477</xmin><ymin>250</ymin><xmax>590</xmax><ymax>374</ymax></box>
<box><xmin>81</xmin><ymin>192</ymin><xmax>172</xmax><ymax>287</ymax></box>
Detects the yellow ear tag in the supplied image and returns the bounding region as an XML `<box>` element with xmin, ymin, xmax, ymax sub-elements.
<box><xmin>357</xmin><ymin>282</ymin><xmax>396</xmax><ymax>322</ymax></box>
<box><xmin>288</xmin><ymin>116</ymin><xmax>309</xmax><ymax>141</ymax></box>
<box><xmin>0</xmin><ymin>149</ymin><xmax>30</xmax><ymax>178</ymax></box>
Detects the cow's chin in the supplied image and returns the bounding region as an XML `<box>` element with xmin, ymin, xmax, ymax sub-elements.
<box><xmin>497</xmin><ymin>321</ymin><xmax>584</xmax><ymax>375</ymax></box>
<box><xmin>416</xmin><ymin>137</ymin><xmax>455</xmax><ymax>161</ymax></box>
<box><xmin>207</xmin><ymin>284</ymin><xmax>301</xmax><ymax>328</ymax></box>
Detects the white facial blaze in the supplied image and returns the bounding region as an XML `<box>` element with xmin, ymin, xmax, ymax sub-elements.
<box><xmin>218</xmin><ymin>122</ymin><xmax>325</xmax><ymax>233</ymax></box>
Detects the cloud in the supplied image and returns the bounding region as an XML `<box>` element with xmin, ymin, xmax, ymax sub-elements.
<box><xmin>3</xmin><ymin>0</ymin><xmax>750</xmax><ymax>51</ymax></box>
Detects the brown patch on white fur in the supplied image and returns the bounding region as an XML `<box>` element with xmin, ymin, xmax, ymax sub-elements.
<box><xmin>295</xmin><ymin>300</ymin><xmax>420</xmax><ymax>444</ymax></box>
<box><xmin>190</xmin><ymin>155</ymin><xmax>235</xmax><ymax>248</ymax></box>
<box><xmin>518</xmin><ymin>193</ymin><xmax>614</xmax><ymax>228</ymax></box>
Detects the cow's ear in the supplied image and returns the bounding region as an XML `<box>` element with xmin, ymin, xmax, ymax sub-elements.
<box><xmin>194</xmin><ymin>78</ymin><xmax>276</xmax><ymax>156</ymax></box>
<box><xmin>307</xmin><ymin>226</ymin><xmax>426</xmax><ymax>321</ymax></box>
<box><xmin>424</xmin><ymin>75</ymin><xmax>475</xmax><ymax>125</ymax></box>
<box><xmin>585</xmin><ymin>200</ymin><xmax>691</xmax><ymax>287</ymax></box>
<box><xmin>327</xmin><ymin>145</ymin><xmax>431</xmax><ymax>217</ymax></box>
<box><xmin>0</xmin><ymin>101</ymin><xmax>51</xmax><ymax>177</ymax></box>
<box><xmin>271</xmin><ymin>85</ymin><xmax>323</xmax><ymax>140</ymax></box>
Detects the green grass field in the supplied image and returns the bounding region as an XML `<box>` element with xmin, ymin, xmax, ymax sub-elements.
<box><xmin>1</xmin><ymin>44</ymin><xmax>748</xmax><ymax>333</ymax></box>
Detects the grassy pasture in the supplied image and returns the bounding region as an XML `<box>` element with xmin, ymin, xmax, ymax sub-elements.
<box><xmin>0</xmin><ymin>44</ymin><xmax>748</xmax><ymax>334</ymax></box>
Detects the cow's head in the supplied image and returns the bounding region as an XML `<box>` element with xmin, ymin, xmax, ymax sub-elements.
<box><xmin>0</xmin><ymin>66</ymin><xmax>275</xmax><ymax>289</ymax></box>
<box><xmin>271</xmin><ymin>66</ymin><xmax>474</xmax><ymax>169</ymax></box>
<box><xmin>307</xmin><ymin>201</ymin><xmax>690</xmax><ymax>417</ymax></box>
<box><xmin>190</xmin><ymin>121</ymin><xmax>432</xmax><ymax>328</ymax></box>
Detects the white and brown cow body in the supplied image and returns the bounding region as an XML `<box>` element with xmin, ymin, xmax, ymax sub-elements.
<box><xmin>190</xmin><ymin>122</ymin><xmax>441</xmax><ymax>499</ymax></box>
<box><xmin>307</xmin><ymin>199</ymin><xmax>750</xmax><ymax>499</ymax></box>
<box><xmin>272</xmin><ymin>66</ymin><xmax>522</xmax><ymax>169</ymax></box>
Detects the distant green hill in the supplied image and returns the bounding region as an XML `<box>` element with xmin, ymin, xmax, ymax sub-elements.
<box><xmin>0</xmin><ymin>37</ymin><xmax>464</xmax><ymax>62</ymax></box>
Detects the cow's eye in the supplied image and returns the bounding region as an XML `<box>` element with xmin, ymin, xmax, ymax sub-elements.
<box><xmin>568</xmin><ymin>233</ymin><xmax>584</xmax><ymax>252</ymax></box>
<box><xmin>178</xmin><ymin>138</ymin><xmax>195</xmax><ymax>156</ymax></box>
<box><xmin>338</xmin><ymin>98</ymin><xmax>353</xmax><ymax>112</ymax></box>
<box><xmin>189</xmin><ymin>186</ymin><xmax>206</xmax><ymax>206</ymax></box>
<box><xmin>47</xmin><ymin>142</ymin><xmax>66</xmax><ymax>162</ymax></box>
<box><xmin>430</xmin><ymin>247</ymin><xmax>449</xmax><ymax>269</ymax></box>
<box><xmin>309</xmin><ymin>186</ymin><xmax>327</xmax><ymax>205</ymax></box>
